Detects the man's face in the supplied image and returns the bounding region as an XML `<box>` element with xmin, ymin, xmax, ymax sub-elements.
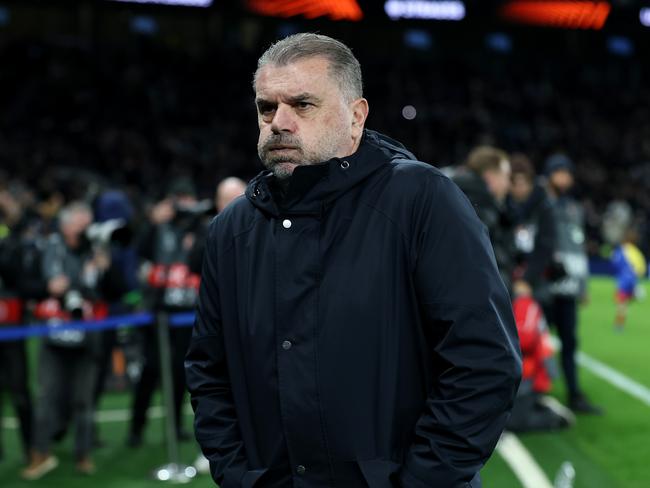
<box><xmin>550</xmin><ymin>169</ymin><xmax>574</xmax><ymax>194</ymax></box>
<box><xmin>255</xmin><ymin>57</ymin><xmax>363</xmax><ymax>179</ymax></box>
<box><xmin>483</xmin><ymin>160</ymin><xmax>511</xmax><ymax>203</ymax></box>
<box><xmin>511</xmin><ymin>173</ymin><xmax>533</xmax><ymax>202</ymax></box>
<box><xmin>62</xmin><ymin>210</ymin><xmax>92</xmax><ymax>248</ymax></box>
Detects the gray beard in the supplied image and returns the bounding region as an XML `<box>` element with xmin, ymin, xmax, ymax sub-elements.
<box><xmin>259</xmin><ymin>150</ymin><xmax>328</xmax><ymax>180</ymax></box>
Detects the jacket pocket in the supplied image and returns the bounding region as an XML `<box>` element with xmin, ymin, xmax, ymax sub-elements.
<box><xmin>241</xmin><ymin>468</ymin><xmax>268</xmax><ymax>488</ymax></box>
<box><xmin>356</xmin><ymin>459</ymin><xmax>401</xmax><ymax>488</ymax></box>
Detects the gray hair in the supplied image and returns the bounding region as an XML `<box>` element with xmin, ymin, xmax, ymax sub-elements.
<box><xmin>253</xmin><ymin>33</ymin><xmax>363</xmax><ymax>102</ymax></box>
<box><xmin>59</xmin><ymin>201</ymin><xmax>92</xmax><ymax>226</ymax></box>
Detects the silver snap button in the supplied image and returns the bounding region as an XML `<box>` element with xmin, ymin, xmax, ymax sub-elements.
<box><xmin>340</xmin><ymin>160</ymin><xmax>350</xmax><ymax>170</ymax></box>
<box><xmin>282</xmin><ymin>219</ymin><xmax>292</xmax><ymax>229</ymax></box>
<box><xmin>282</xmin><ymin>340</ymin><xmax>292</xmax><ymax>350</ymax></box>
<box><xmin>296</xmin><ymin>465</ymin><xmax>306</xmax><ymax>475</ymax></box>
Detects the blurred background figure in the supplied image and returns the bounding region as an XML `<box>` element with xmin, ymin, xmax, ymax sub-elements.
<box><xmin>0</xmin><ymin>187</ymin><xmax>39</xmax><ymax>465</ymax></box>
<box><xmin>452</xmin><ymin>146</ymin><xmax>516</xmax><ymax>294</ymax></box>
<box><xmin>510</xmin><ymin>153</ymin><xmax>557</xmax><ymax>303</ymax></box>
<box><xmin>610</xmin><ymin>226</ymin><xmax>647</xmax><ymax>332</ymax></box>
<box><xmin>127</xmin><ymin>178</ymin><xmax>207</xmax><ymax>448</ymax></box>
<box><xmin>506</xmin><ymin>154</ymin><xmax>576</xmax><ymax>431</ymax></box>
<box><xmin>24</xmin><ymin>201</ymin><xmax>126</xmax><ymax>479</ymax></box>
<box><xmin>90</xmin><ymin>189</ymin><xmax>139</xmax><ymax>447</ymax></box>
<box><xmin>509</xmin><ymin>153</ymin><xmax>555</xmax><ymax>304</ymax></box>
<box><xmin>543</xmin><ymin>154</ymin><xmax>602</xmax><ymax>415</ymax></box>
<box><xmin>215</xmin><ymin>177</ymin><xmax>247</xmax><ymax>214</ymax></box>
<box><xmin>187</xmin><ymin>176</ymin><xmax>247</xmax><ymax>277</ymax></box>
<box><xmin>507</xmin><ymin>295</ymin><xmax>575</xmax><ymax>432</ymax></box>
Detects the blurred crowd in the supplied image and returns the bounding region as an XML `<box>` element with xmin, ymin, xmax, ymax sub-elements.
<box><xmin>0</xmin><ymin>170</ymin><xmax>247</xmax><ymax>478</ymax></box>
<box><xmin>0</xmin><ymin>30</ymin><xmax>648</xmax><ymax>478</ymax></box>
<box><xmin>1</xmin><ymin>34</ymin><xmax>648</xmax><ymax>256</ymax></box>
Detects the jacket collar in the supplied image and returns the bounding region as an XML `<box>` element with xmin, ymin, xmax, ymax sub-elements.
<box><xmin>246</xmin><ymin>129</ymin><xmax>415</xmax><ymax>218</ymax></box>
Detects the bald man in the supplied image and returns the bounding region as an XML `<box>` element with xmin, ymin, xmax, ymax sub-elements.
<box><xmin>215</xmin><ymin>177</ymin><xmax>247</xmax><ymax>213</ymax></box>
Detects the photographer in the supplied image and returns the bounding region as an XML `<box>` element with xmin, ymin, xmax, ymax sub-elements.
<box><xmin>0</xmin><ymin>189</ymin><xmax>44</xmax><ymax>465</ymax></box>
<box><xmin>89</xmin><ymin>190</ymin><xmax>138</xmax><ymax>447</ymax></box>
<box><xmin>22</xmin><ymin>201</ymin><xmax>120</xmax><ymax>479</ymax></box>
<box><xmin>127</xmin><ymin>179</ymin><xmax>205</xmax><ymax>447</ymax></box>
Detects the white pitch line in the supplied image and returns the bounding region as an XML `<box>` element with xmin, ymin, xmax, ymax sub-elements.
<box><xmin>1</xmin><ymin>404</ymin><xmax>194</xmax><ymax>429</ymax></box>
<box><xmin>496</xmin><ymin>432</ymin><xmax>554</xmax><ymax>488</ymax></box>
<box><xmin>550</xmin><ymin>336</ymin><xmax>650</xmax><ymax>407</ymax></box>
<box><xmin>576</xmin><ymin>351</ymin><xmax>650</xmax><ymax>407</ymax></box>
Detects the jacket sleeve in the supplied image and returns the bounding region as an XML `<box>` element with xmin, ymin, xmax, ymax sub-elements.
<box><xmin>400</xmin><ymin>174</ymin><xmax>522</xmax><ymax>488</ymax></box>
<box><xmin>184</xmin><ymin>218</ymin><xmax>249</xmax><ymax>487</ymax></box>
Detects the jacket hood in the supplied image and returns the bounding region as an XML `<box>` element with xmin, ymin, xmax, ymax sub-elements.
<box><xmin>94</xmin><ymin>190</ymin><xmax>134</xmax><ymax>223</ymax></box>
<box><xmin>245</xmin><ymin>129</ymin><xmax>416</xmax><ymax>218</ymax></box>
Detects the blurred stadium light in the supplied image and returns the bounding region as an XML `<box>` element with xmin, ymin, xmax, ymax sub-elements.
<box><xmin>384</xmin><ymin>0</ymin><xmax>465</xmax><ymax>21</ymax></box>
<box><xmin>403</xmin><ymin>28</ymin><xmax>433</xmax><ymax>50</ymax></box>
<box><xmin>110</xmin><ymin>0</ymin><xmax>213</xmax><ymax>6</ymax></box>
<box><xmin>130</xmin><ymin>15</ymin><xmax>159</xmax><ymax>35</ymax></box>
<box><xmin>485</xmin><ymin>32</ymin><xmax>513</xmax><ymax>53</ymax></box>
<box><xmin>640</xmin><ymin>6</ymin><xmax>650</xmax><ymax>26</ymax></box>
<box><xmin>0</xmin><ymin>5</ymin><xmax>9</xmax><ymax>26</ymax></box>
<box><xmin>247</xmin><ymin>0</ymin><xmax>364</xmax><ymax>21</ymax></box>
<box><xmin>500</xmin><ymin>1</ymin><xmax>611</xmax><ymax>29</ymax></box>
<box><xmin>607</xmin><ymin>35</ymin><xmax>634</xmax><ymax>56</ymax></box>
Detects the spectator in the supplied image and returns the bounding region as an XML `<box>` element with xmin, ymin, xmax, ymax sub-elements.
<box><xmin>127</xmin><ymin>179</ymin><xmax>202</xmax><ymax>447</ymax></box>
<box><xmin>507</xmin><ymin>295</ymin><xmax>575</xmax><ymax>432</ymax></box>
<box><xmin>0</xmin><ymin>191</ymin><xmax>42</xmax><ymax>465</ymax></box>
<box><xmin>509</xmin><ymin>154</ymin><xmax>556</xmax><ymax>302</ymax></box>
<box><xmin>90</xmin><ymin>190</ymin><xmax>138</xmax><ymax>446</ymax></box>
<box><xmin>543</xmin><ymin>154</ymin><xmax>602</xmax><ymax>415</ymax></box>
<box><xmin>453</xmin><ymin>146</ymin><xmax>516</xmax><ymax>293</ymax></box>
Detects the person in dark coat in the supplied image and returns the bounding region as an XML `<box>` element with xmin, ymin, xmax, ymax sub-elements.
<box><xmin>185</xmin><ymin>33</ymin><xmax>521</xmax><ymax>488</ymax></box>
<box><xmin>452</xmin><ymin>146</ymin><xmax>516</xmax><ymax>294</ymax></box>
<box><xmin>542</xmin><ymin>154</ymin><xmax>602</xmax><ymax>415</ymax></box>
<box><xmin>509</xmin><ymin>154</ymin><xmax>557</xmax><ymax>302</ymax></box>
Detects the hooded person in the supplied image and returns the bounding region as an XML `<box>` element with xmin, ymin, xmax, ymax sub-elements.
<box><xmin>185</xmin><ymin>33</ymin><xmax>521</xmax><ymax>488</ymax></box>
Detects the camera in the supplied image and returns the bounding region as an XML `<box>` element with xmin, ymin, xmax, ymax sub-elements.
<box><xmin>86</xmin><ymin>218</ymin><xmax>133</xmax><ymax>248</ymax></box>
<box><xmin>63</xmin><ymin>289</ymin><xmax>84</xmax><ymax>320</ymax></box>
<box><xmin>173</xmin><ymin>199</ymin><xmax>213</xmax><ymax>233</ymax></box>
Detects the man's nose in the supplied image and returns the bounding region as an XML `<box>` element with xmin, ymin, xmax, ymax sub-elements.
<box><xmin>271</xmin><ymin>104</ymin><xmax>297</xmax><ymax>134</ymax></box>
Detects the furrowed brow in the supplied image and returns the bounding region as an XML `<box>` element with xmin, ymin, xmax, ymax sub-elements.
<box><xmin>255</xmin><ymin>98</ymin><xmax>276</xmax><ymax>111</ymax></box>
<box><xmin>286</xmin><ymin>93</ymin><xmax>321</xmax><ymax>105</ymax></box>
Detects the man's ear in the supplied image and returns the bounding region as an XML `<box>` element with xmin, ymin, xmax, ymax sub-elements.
<box><xmin>350</xmin><ymin>98</ymin><xmax>369</xmax><ymax>139</ymax></box>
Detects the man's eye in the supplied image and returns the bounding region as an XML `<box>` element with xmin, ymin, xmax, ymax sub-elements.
<box><xmin>296</xmin><ymin>102</ymin><xmax>312</xmax><ymax>110</ymax></box>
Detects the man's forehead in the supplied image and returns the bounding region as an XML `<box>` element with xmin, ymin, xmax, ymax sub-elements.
<box><xmin>255</xmin><ymin>57</ymin><xmax>335</xmax><ymax>98</ymax></box>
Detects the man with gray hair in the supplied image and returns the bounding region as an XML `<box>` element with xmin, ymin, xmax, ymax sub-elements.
<box><xmin>23</xmin><ymin>201</ymin><xmax>114</xmax><ymax>479</ymax></box>
<box><xmin>186</xmin><ymin>33</ymin><xmax>521</xmax><ymax>487</ymax></box>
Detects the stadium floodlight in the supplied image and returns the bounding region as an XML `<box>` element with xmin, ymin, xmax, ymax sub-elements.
<box><xmin>641</xmin><ymin>7</ymin><xmax>650</xmax><ymax>27</ymax></box>
<box><xmin>384</xmin><ymin>0</ymin><xmax>466</xmax><ymax>21</ymax></box>
<box><xmin>500</xmin><ymin>1</ymin><xmax>611</xmax><ymax>30</ymax></box>
<box><xmin>110</xmin><ymin>0</ymin><xmax>213</xmax><ymax>7</ymax></box>
<box><xmin>247</xmin><ymin>0</ymin><xmax>363</xmax><ymax>21</ymax></box>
